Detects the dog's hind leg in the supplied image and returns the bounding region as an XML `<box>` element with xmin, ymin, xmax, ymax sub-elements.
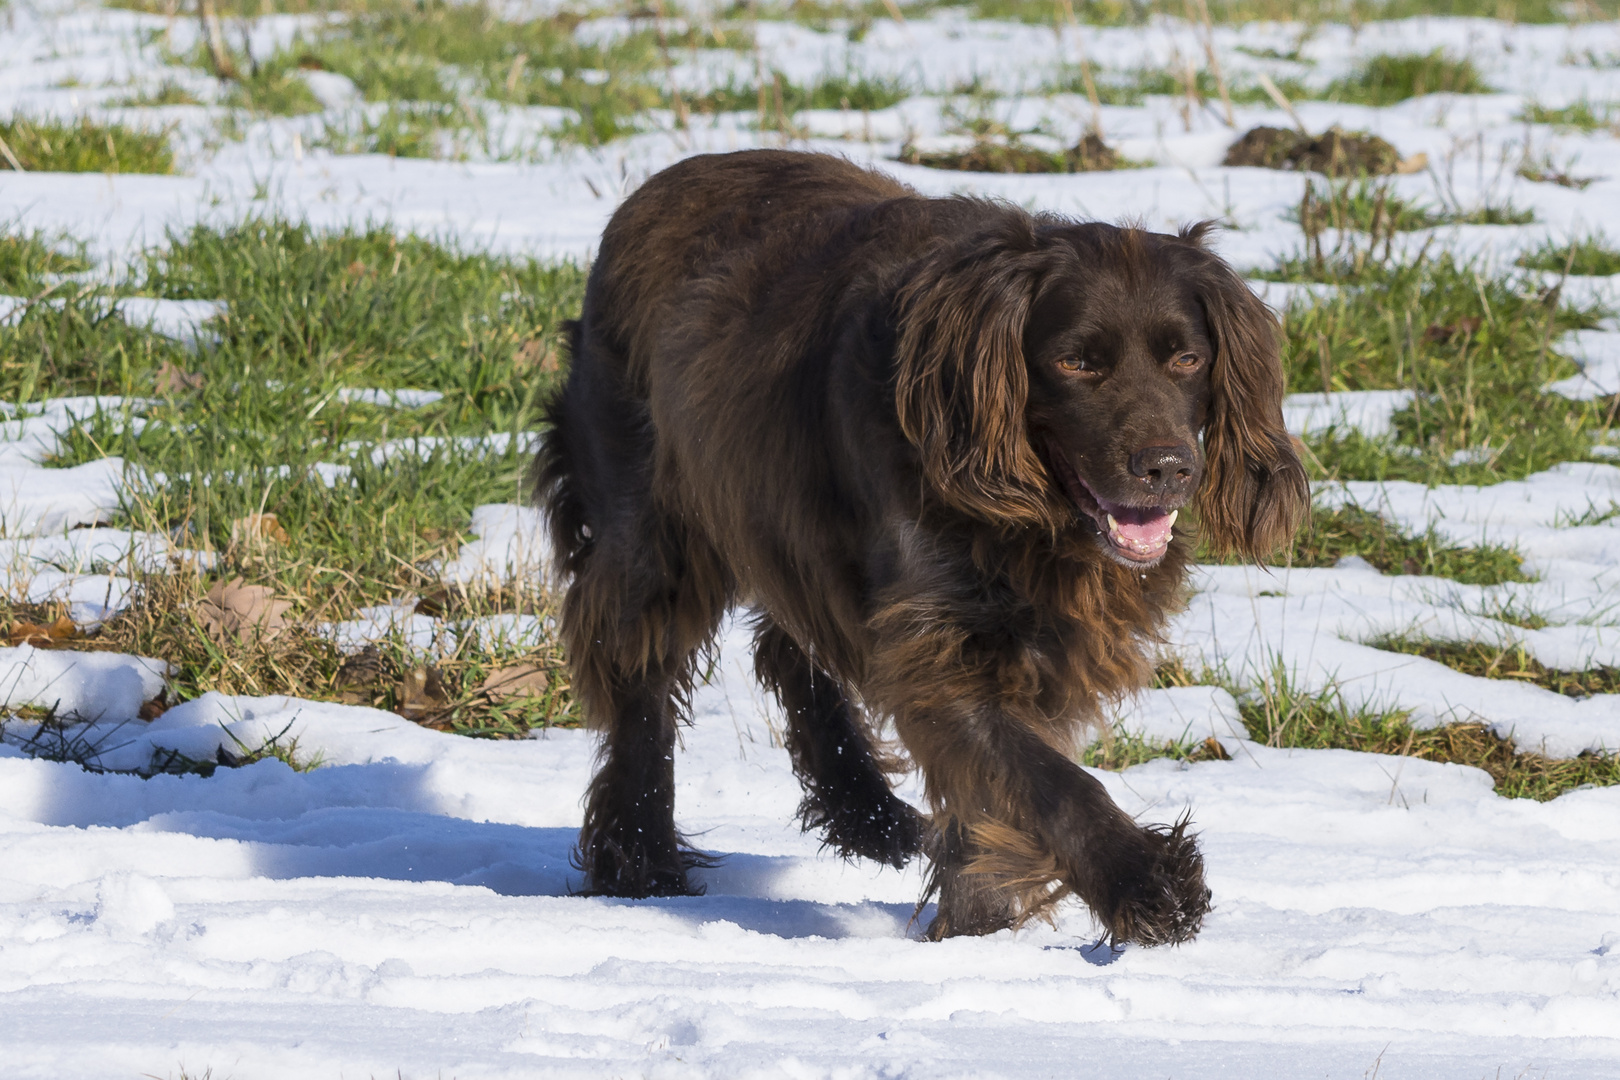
<box><xmin>753</xmin><ymin>620</ymin><xmax>923</xmax><ymax>868</ymax></box>
<box><xmin>537</xmin><ymin>336</ymin><xmax>730</xmax><ymax>898</ymax></box>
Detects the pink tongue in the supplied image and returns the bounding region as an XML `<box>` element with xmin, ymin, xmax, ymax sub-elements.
<box><xmin>1105</xmin><ymin>504</ymin><xmax>1173</xmax><ymax>549</ymax></box>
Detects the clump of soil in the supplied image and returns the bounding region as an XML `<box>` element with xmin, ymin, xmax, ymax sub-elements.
<box><xmin>899</xmin><ymin>133</ymin><xmax>1125</xmax><ymax>174</ymax></box>
<box><xmin>1223</xmin><ymin>125</ymin><xmax>1402</xmax><ymax>177</ymax></box>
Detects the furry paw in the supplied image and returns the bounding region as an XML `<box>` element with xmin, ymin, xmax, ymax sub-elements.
<box><xmin>574</xmin><ymin>831</ymin><xmax>714</xmax><ymax>898</ymax></box>
<box><xmin>1102</xmin><ymin>815</ymin><xmax>1210</xmax><ymax>947</ymax></box>
<box><xmin>810</xmin><ymin>794</ymin><xmax>925</xmax><ymax>869</ymax></box>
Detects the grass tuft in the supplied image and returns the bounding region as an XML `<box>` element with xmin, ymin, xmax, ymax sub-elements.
<box><xmin>0</xmin><ymin>115</ymin><xmax>175</xmax><ymax>173</ymax></box>
<box><xmin>1154</xmin><ymin>660</ymin><xmax>1620</xmax><ymax>801</ymax></box>
<box><xmin>0</xmin><ymin>217</ymin><xmax>586</xmax><ymax>737</ymax></box>
<box><xmin>1326</xmin><ymin>50</ymin><xmax>1489</xmax><ymax>105</ymax></box>
<box><xmin>0</xmin><ymin>229</ymin><xmax>91</xmax><ymax>293</ymax></box>
<box><xmin>1265</xmin><ymin>248</ymin><xmax>1609</xmax><ymax>486</ymax></box>
<box><xmin>1516</xmin><ymin>235</ymin><xmax>1620</xmax><ymax>278</ymax></box>
<box><xmin>1287</xmin><ymin>177</ymin><xmax>1531</xmax><ymax>237</ymax></box>
<box><xmin>111</xmin><ymin>80</ymin><xmax>205</xmax><ymax>108</ymax></box>
<box><xmin>1370</xmin><ymin>635</ymin><xmax>1620</xmax><ymax>699</ymax></box>
<box><xmin>1518</xmin><ymin>99</ymin><xmax>1617</xmax><ymax>132</ymax></box>
<box><xmin>1269</xmin><ymin>504</ymin><xmax>1529</xmax><ymax>583</ymax></box>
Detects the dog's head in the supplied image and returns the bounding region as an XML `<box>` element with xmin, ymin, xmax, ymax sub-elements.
<box><xmin>895</xmin><ymin>216</ymin><xmax>1307</xmax><ymax>565</ymax></box>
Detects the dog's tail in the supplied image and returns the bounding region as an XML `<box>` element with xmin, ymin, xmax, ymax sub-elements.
<box><xmin>531</xmin><ymin>318</ymin><xmax>591</xmax><ymax>583</ymax></box>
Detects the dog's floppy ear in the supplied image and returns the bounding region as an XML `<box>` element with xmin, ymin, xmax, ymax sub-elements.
<box><xmin>895</xmin><ymin>223</ymin><xmax>1057</xmax><ymax>529</ymax></box>
<box><xmin>1183</xmin><ymin>228</ymin><xmax>1309</xmax><ymax>560</ymax></box>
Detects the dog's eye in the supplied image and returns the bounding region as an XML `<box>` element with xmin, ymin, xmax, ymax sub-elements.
<box><xmin>1171</xmin><ymin>353</ymin><xmax>1204</xmax><ymax>371</ymax></box>
<box><xmin>1057</xmin><ymin>356</ymin><xmax>1090</xmax><ymax>373</ymax></box>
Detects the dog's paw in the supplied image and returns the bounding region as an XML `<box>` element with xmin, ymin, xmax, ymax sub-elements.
<box><xmin>1103</xmin><ymin>816</ymin><xmax>1211</xmax><ymax>947</ymax></box>
<box><xmin>814</xmin><ymin>796</ymin><xmax>926</xmax><ymax>869</ymax></box>
<box><xmin>574</xmin><ymin>832</ymin><xmax>712</xmax><ymax>898</ymax></box>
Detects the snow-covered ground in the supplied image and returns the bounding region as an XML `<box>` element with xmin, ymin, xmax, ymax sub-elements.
<box><xmin>5</xmin><ymin>0</ymin><xmax>1620</xmax><ymax>1075</ymax></box>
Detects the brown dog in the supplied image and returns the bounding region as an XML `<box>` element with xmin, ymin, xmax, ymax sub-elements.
<box><xmin>535</xmin><ymin>150</ymin><xmax>1306</xmax><ymax>945</ymax></box>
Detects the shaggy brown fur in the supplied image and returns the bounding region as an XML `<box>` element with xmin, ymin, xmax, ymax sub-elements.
<box><xmin>534</xmin><ymin>150</ymin><xmax>1307</xmax><ymax>945</ymax></box>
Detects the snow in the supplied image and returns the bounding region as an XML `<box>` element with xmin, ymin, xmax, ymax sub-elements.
<box><xmin>1282</xmin><ymin>389</ymin><xmax>1417</xmax><ymax>439</ymax></box>
<box><xmin>1547</xmin><ymin>328</ymin><xmax>1620</xmax><ymax>400</ymax></box>
<box><xmin>4</xmin><ymin>0</ymin><xmax>1620</xmax><ymax>1074</ymax></box>
<box><xmin>332</xmin><ymin>387</ymin><xmax>445</xmax><ymax>409</ymax></box>
<box><xmin>0</xmin><ymin>296</ymin><xmax>226</xmax><ymax>345</ymax></box>
<box><xmin>2</xmin><ymin>622</ymin><xmax>1619</xmax><ymax>1076</ymax></box>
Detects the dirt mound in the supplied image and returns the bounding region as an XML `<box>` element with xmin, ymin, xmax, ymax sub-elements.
<box><xmin>1223</xmin><ymin>125</ymin><xmax>1404</xmax><ymax>177</ymax></box>
<box><xmin>899</xmin><ymin>133</ymin><xmax>1125</xmax><ymax>174</ymax></box>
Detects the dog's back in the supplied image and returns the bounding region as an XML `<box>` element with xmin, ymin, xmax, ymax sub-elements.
<box><xmin>586</xmin><ymin>151</ymin><xmax>910</xmax><ymax>388</ymax></box>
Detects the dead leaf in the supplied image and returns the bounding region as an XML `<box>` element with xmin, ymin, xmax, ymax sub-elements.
<box><xmin>478</xmin><ymin>662</ymin><xmax>553</xmax><ymax>702</ymax></box>
<box><xmin>139</xmin><ymin>693</ymin><xmax>170</xmax><ymax>721</ymax></box>
<box><xmin>197</xmin><ymin>577</ymin><xmax>293</xmax><ymax>646</ymax></box>
<box><xmin>1422</xmin><ymin>316</ymin><xmax>1482</xmax><ymax>343</ymax></box>
<box><xmin>515</xmin><ymin>337</ymin><xmax>559</xmax><ymax>374</ymax></box>
<box><xmin>1394</xmin><ymin>151</ymin><xmax>1430</xmax><ymax>175</ymax></box>
<box><xmin>230</xmin><ymin>512</ymin><xmax>291</xmax><ymax>548</ymax></box>
<box><xmin>336</xmin><ymin>645</ymin><xmax>387</xmax><ymax>687</ymax></box>
<box><xmin>397</xmin><ymin>665</ymin><xmax>449</xmax><ymax>720</ymax></box>
<box><xmin>154</xmin><ymin>360</ymin><xmax>205</xmax><ymax>395</ymax></box>
<box><xmin>1201</xmin><ymin>736</ymin><xmax>1232</xmax><ymax>761</ymax></box>
<box><xmin>414</xmin><ymin>588</ymin><xmax>451</xmax><ymax>617</ymax></box>
<box><xmin>333</xmin><ymin>645</ymin><xmax>388</xmax><ymax>704</ymax></box>
<box><xmin>8</xmin><ymin>614</ymin><xmax>79</xmax><ymax>649</ymax></box>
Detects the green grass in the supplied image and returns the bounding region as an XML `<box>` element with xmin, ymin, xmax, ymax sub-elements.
<box><xmin>1260</xmin><ymin>247</ymin><xmax>1611</xmax><ymax>486</ymax></box>
<box><xmin>194</xmin><ymin>0</ymin><xmax>680</xmax><ymax>146</ymax></box>
<box><xmin>692</xmin><ymin>70</ymin><xmax>910</xmax><ymax>123</ymax></box>
<box><xmin>110</xmin><ymin>80</ymin><xmax>204</xmax><ymax>108</ymax></box>
<box><xmin>737</xmin><ymin>0</ymin><xmax>1615</xmax><ymax>27</ymax></box>
<box><xmin>0</xmin><ymin>218</ymin><xmax>586</xmax><ymax>734</ymax></box>
<box><xmin>0</xmin><ymin>229</ymin><xmax>91</xmax><ymax>294</ymax></box>
<box><xmin>1516</xmin><ymin>235</ymin><xmax>1620</xmax><ymax>277</ymax></box>
<box><xmin>1100</xmin><ymin>66</ymin><xmax>1314</xmax><ymax>107</ymax></box>
<box><xmin>154</xmin><ymin>0</ymin><xmax>691</xmax><ymax>147</ymax></box>
<box><xmin>1288</xmin><ymin>178</ymin><xmax>1532</xmax><ymax>236</ymax></box>
<box><xmin>224</xmin><ymin>58</ymin><xmax>325</xmax><ymax>116</ymax></box>
<box><xmin>1370</xmin><ymin>634</ymin><xmax>1620</xmax><ymax>698</ymax></box>
<box><xmin>1152</xmin><ymin>660</ymin><xmax>1620</xmax><ymax>800</ymax></box>
<box><xmin>0</xmin><ymin>115</ymin><xmax>175</xmax><ymax>173</ymax></box>
<box><xmin>1266</xmin><ymin>504</ymin><xmax>1529</xmax><ymax>583</ymax></box>
<box><xmin>1325</xmin><ymin>50</ymin><xmax>1490</xmax><ymax>105</ymax></box>
<box><xmin>1518</xmin><ymin>99</ymin><xmax>1618</xmax><ymax>131</ymax></box>
<box><xmin>313</xmin><ymin>102</ymin><xmax>482</xmax><ymax>158</ymax></box>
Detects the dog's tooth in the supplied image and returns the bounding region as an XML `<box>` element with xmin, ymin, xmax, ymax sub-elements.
<box><xmin>1167</xmin><ymin>509</ymin><xmax>1178</xmax><ymax>530</ymax></box>
<box><xmin>1106</xmin><ymin>513</ymin><xmax>1119</xmax><ymax>534</ymax></box>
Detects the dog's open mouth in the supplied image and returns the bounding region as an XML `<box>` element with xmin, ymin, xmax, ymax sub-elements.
<box><xmin>1048</xmin><ymin>445</ymin><xmax>1178</xmax><ymax>564</ymax></box>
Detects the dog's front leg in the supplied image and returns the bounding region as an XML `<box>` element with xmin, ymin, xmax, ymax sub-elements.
<box><xmin>881</xmin><ymin>659</ymin><xmax>1211</xmax><ymax>945</ymax></box>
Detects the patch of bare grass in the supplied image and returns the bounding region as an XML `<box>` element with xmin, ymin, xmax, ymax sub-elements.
<box><xmin>1370</xmin><ymin>635</ymin><xmax>1620</xmax><ymax>700</ymax></box>
<box><xmin>1152</xmin><ymin>659</ymin><xmax>1620</xmax><ymax>800</ymax></box>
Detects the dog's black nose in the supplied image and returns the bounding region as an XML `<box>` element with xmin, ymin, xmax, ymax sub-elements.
<box><xmin>1129</xmin><ymin>444</ymin><xmax>1198</xmax><ymax>497</ymax></box>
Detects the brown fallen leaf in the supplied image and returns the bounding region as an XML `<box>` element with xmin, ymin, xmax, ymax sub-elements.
<box><xmin>397</xmin><ymin>665</ymin><xmax>450</xmax><ymax>720</ymax></box>
<box><xmin>333</xmin><ymin>646</ymin><xmax>388</xmax><ymax>705</ymax></box>
<box><xmin>197</xmin><ymin>577</ymin><xmax>293</xmax><ymax>646</ymax></box>
<box><xmin>230</xmin><ymin>512</ymin><xmax>291</xmax><ymax>548</ymax></box>
<box><xmin>478</xmin><ymin>662</ymin><xmax>553</xmax><ymax>702</ymax></box>
<box><xmin>1422</xmin><ymin>315</ymin><xmax>1482</xmax><ymax>343</ymax></box>
<box><xmin>8</xmin><ymin>614</ymin><xmax>79</xmax><ymax>649</ymax></box>
<box><xmin>336</xmin><ymin>645</ymin><xmax>387</xmax><ymax>687</ymax></box>
<box><xmin>154</xmin><ymin>360</ymin><xmax>205</xmax><ymax>395</ymax></box>
<box><xmin>414</xmin><ymin>588</ymin><xmax>451</xmax><ymax>618</ymax></box>
<box><xmin>515</xmin><ymin>337</ymin><xmax>559</xmax><ymax>374</ymax></box>
<box><xmin>1394</xmin><ymin>151</ymin><xmax>1430</xmax><ymax>175</ymax></box>
<box><xmin>139</xmin><ymin>693</ymin><xmax>170</xmax><ymax>721</ymax></box>
<box><xmin>1201</xmin><ymin>736</ymin><xmax>1232</xmax><ymax>762</ymax></box>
